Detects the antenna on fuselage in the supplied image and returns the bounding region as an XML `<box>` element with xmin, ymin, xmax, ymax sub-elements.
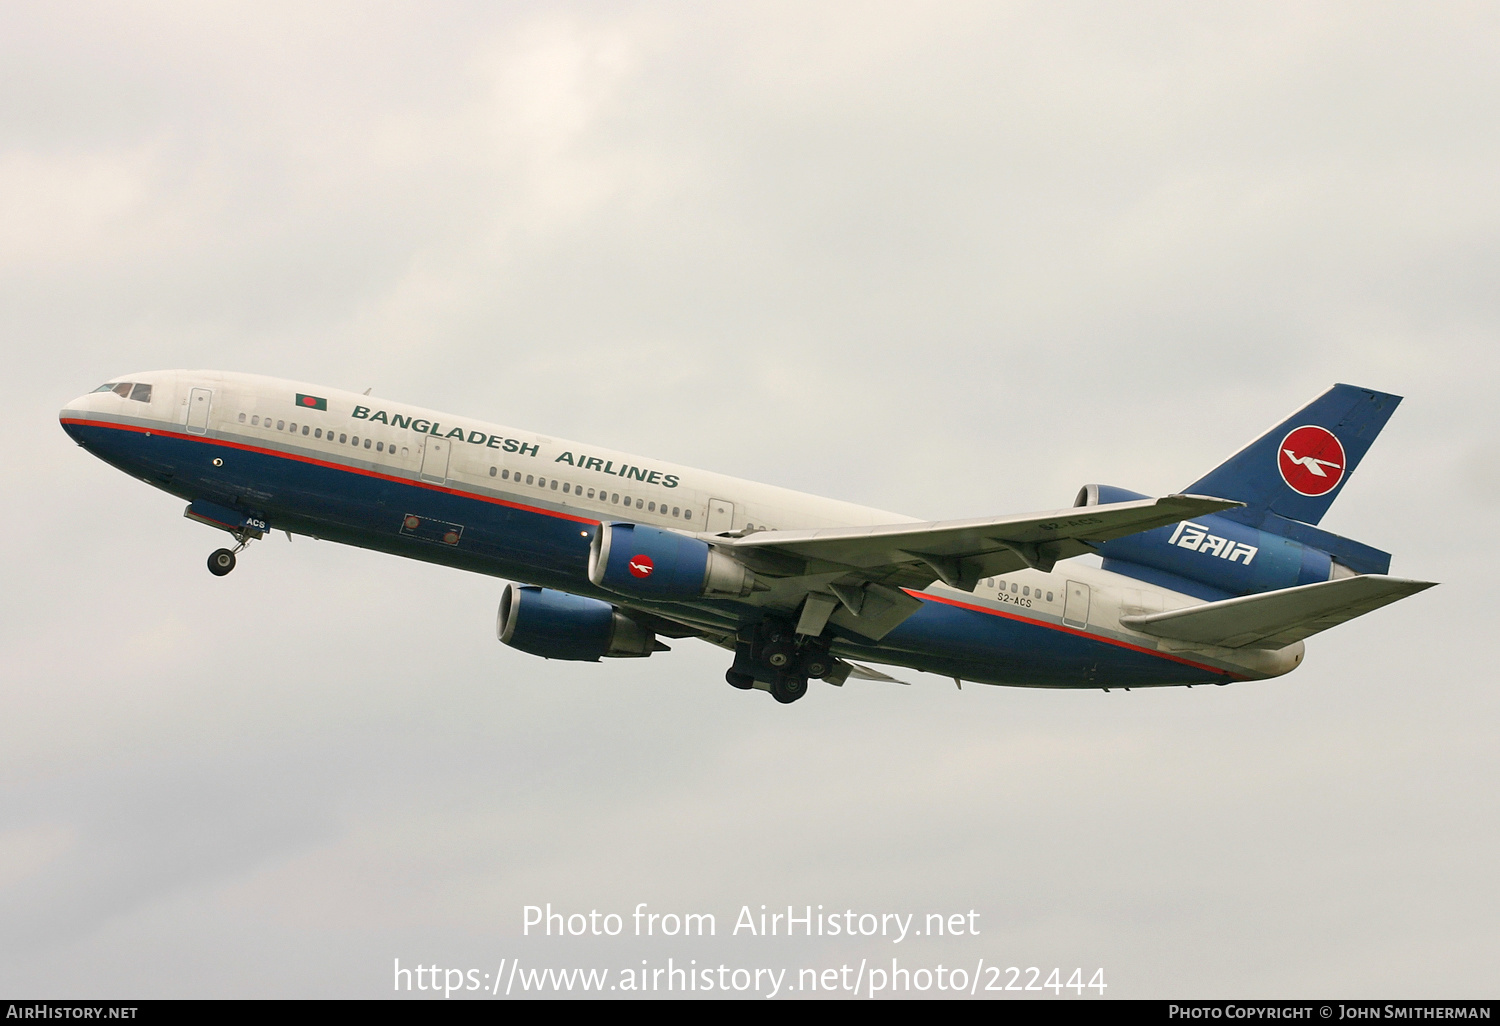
<box><xmin>363</xmin><ymin>387</ymin><xmax>372</xmax><ymax>396</ymax></box>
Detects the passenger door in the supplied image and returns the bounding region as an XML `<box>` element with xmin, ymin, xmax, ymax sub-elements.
<box><xmin>1063</xmin><ymin>580</ymin><xmax>1091</xmax><ymax>629</ymax></box>
<box><xmin>419</xmin><ymin>436</ymin><xmax>451</xmax><ymax>484</ymax></box>
<box><xmin>186</xmin><ymin>388</ymin><xmax>213</xmax><ymax>435</ymax></box>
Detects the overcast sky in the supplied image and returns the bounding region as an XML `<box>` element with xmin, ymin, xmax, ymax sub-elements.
<box><xmin>2</xmin><ymin>1</ymin><xmax>1496</xmax><ymax>999</ymax></box>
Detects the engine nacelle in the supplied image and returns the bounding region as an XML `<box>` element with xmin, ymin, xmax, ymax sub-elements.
<box><xmin>496</xmin><ymin>583</ymin><xmax>658</xmax><ymax>661</ymax></box>
<box><xmin>588</xmin><ymin>522</ymin><xmax>757</xmax><ymax>599</ymax></box>
<box><xmin>1075</xmin><ymin>484</ymin><xmax>1333</xmax><ymax>600</ymax></box>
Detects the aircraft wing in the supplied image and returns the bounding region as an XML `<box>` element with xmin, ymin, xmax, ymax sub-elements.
<box><xmin>711</xmin><ymin>494</ymin><xmax>1242</xmax><ymax>640</ymax></box>
<box><xmin>721</xmin><ymin>494</ymin><xmax>1242</xmax><ymax>590</ymax></box>
<box><xmin>1119</xmin><ymin>574</ymin><xmax>1437</xmax><ymax>649</ymax></box>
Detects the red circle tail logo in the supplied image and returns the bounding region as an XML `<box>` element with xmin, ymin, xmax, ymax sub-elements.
<box><xmin>1277</xmin><ymin>425</ymin><xmax>1347</xmax><ymax>497</ymax></box>
<box><xmin>628</xmin><ymin>554</ymin><xmax>654</xmax><ymax>579</ymax></box>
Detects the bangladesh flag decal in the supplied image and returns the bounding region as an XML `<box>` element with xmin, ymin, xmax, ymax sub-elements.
<box><xmin>295</xmin><ymin>393</ymin><xmax>328</xmax><ymax>411</ymax></box>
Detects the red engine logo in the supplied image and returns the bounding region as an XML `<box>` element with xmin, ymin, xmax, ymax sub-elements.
<box><xmin>1278</xmin><ymin>425</ymin><xmax>1346</xmax><ymax>496</ymax></box>
<box><xmin>628</xmin><ymin>554</ymin><xmax>654</xmax><ymax>578</ymax></box>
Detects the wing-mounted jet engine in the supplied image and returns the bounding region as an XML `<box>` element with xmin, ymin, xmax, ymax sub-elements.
<box><xmin>588</xmin><ymin>523</ymin><xmax>762</xmax><ymax>599</ymax></box>
<box><xmin>496</xmin><ymin>583</ymin><xmax>668</xmax><ymax>661</ymax></box>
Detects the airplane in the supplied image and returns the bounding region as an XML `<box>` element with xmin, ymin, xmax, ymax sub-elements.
<box><xmin>59</xmin><ymin>373</ymin><xmax>1435</xmax><ymax>704</ymax></box>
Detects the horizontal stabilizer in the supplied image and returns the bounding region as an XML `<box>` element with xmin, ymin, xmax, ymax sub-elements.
<box><xmin>1120</xmin><ymin>575</ymin><xmax>1436</xmax><ymax>649</ymax></box>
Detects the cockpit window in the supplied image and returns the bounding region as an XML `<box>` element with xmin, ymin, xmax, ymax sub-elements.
<box><xmin>92</xmin><ymin>381</ymin><xmax>153</xmax><ymax>401</ymax></box>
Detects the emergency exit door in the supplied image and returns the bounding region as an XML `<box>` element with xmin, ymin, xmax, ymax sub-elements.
<box><xmin>705</xmin><ymin>498</ymin><xmax>735</xmax><ymax>533</ymax></box>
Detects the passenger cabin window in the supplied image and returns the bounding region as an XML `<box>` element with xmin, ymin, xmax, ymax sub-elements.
<box><xmin>339</xmin><ymin>433</ymin><xmax>347</xmax><ymax>443</ymax></box>
<box><xmin>277</xmin><ymin>420</ymin><xmax>285</xmax><ymax>430</ymax></box>
<box><xmin>238</xmin><ymin>413</ymin><xmax>246</xmax><ymax>423</ymax></box>
<box><xmin>364</xmin><ymin>438</ymin><xmax>371</xmax><ymax>449</ymax></box>
<box><xmin>489</xmin><ymin>467</ymin><xmax>497</xmax><ymax>477</ymax></box>
<box><xmin>302</xmin><ymin>425</ymin><xmax>309</xmax><ymax>436</ymax></box>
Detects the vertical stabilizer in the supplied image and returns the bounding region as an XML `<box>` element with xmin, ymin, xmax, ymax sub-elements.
<box><xmin>1185</xmin><ymin>384</ymin><xmax>1401</xmax><ymax>527</ymax></box>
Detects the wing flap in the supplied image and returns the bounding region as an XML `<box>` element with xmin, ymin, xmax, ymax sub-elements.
<box><xmin>1120</xmin><ymin>575</ymin><xmax>1436</xmax><ymax>649</ymax></box>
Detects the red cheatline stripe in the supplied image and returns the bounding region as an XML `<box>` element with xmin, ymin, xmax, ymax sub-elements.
<box><xmin>60</xmin><ymin>417</ymin><xmax>600</xmax><ymax>526</ymax></box>
<box><xmin>907</xmin><ymin>588</ymin><xmax>1245</xmax><ymax>679</ymax></box>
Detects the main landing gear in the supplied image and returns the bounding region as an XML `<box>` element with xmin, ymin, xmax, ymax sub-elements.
<box><xmin>206</xmin><ymin>530</ymin><xmax>255</xmax><ymax>577</ymax></box>
<box><xmin>725</xmin><ymin>622</ymin><xmax>832</xmax><ymax>705</ymax></box>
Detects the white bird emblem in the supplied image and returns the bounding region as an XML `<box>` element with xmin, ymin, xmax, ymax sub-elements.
<box><xmin>1283</xmin><ymin>450</ymin><xmax>1342</xmax><ymax>477</ymax></box>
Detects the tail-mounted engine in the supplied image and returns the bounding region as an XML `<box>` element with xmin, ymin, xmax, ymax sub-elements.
<box><xmin>588</xmin><ymin>523</ymin><xmax>759</xmax><ymax>599</ymax></box>
<box><xmin>1075</xmin><ymin>484</ymin><xmax>1345</xmax><ymax>601</ymax></box>
<box><xmin>497</xmin><ymin>583</ymin><xmax>664</xmax><ymax>661</ymax></box>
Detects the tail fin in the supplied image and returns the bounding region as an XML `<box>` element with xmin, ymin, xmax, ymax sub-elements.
<box><xmin>1185</xmin><ymin>384</ymin><xmax>1401</xmax><ymax>528</ymax></box>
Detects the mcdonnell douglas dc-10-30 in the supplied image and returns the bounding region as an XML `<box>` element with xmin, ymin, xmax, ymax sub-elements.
<box><xmin>61</xmin><ymin>373</ymin><xmax>1434</xmax><ymax>704</ymax></box>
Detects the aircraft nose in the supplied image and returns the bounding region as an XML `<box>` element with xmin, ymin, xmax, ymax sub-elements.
<box><xmin>60</xmin><ymin>392</ymin><xmax>95</xmax><ymax>443</ymax></box>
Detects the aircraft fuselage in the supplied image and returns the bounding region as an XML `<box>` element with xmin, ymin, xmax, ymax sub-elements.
<box><xmin>61</xmin><ymin>370</ymin><xmax>1305</xmax><ymax>691</ymax></box>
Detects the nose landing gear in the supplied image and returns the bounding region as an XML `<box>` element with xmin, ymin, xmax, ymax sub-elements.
<box><xmin>206</xmin><ymin>529</ymin><xmax>255</xmax><ymax>577</ymax></box>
